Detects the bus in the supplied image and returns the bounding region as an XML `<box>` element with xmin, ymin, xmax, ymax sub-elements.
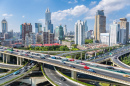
<box><xmin>7</xmin><ymin>48</ymin><xmax>13</xmax><ymax>52</ymax></box>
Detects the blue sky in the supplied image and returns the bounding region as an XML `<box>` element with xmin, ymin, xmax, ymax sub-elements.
<box><xmin>0</xmin><ymin>0</ymin><xmax>130</xmax><ymax>32</ymax></box>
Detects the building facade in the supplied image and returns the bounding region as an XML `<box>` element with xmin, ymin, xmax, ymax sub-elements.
<box><xmin>20</xmin><ymin>23</ymin><xmax>32</xmax><ymax>40</ymax></box>
<box><xmin>25</xmin><ymin>32</ymin><xmax>36</xmax><ymax>47</ymax></box>
<box><xmin>1</xmin><ymin>18</ymin><xmax>8</xmax><ymax>35</ymax></box>
<box><xmin>118</xmin><ymin>18</ymin><xmax>129</xmax><ymax>43</ymax></box>
<box><xmin>35</xmin><ymin>23</ymin><xmax>42</xmax><ymax>33</ymax></box>
<box><xmin>110</xmin><ymin>21</ymin><xmax>120</xmax><ymax>46</ymax></box>
<box><xmin>54</xmin><ymin>25</ymin><xmax>64</xmax><ymax>41</ymax></box>
<box><xmin>63</xmin><ymin>25</ymin><xmax>67</xmax><ymax>36</ymax></box>
<box><xmin>42</xmin><ymin>32</ymin><xmax>54</xmax><ymax>44</ymax></box>
<box><xmin>119</xmin><ymin>29</ymin><xmax>126</xmax><ymax>44</ymax></box>
<box><xmin>75</xmin><ymin>20</ymin><xmax>85</xmax><ymax>45</ymax></box>
<box><xmin>94</xmin><ymin>10</ymin><xmax>106</xmax><ymax>42</ymax></box>
<box><xmin>85</xmin><ymin>30</ymin><xmax>93</xmax><ymax>39</ymax></box>
<box><xmin>100</xmin><ymin>33</ymin><xmax>110</xmax><ymax>46</ymax></box>
<box><xmin>45</xmin><ymin>8</ymin><xmax>53</xmax><ymax>33</ymax></box>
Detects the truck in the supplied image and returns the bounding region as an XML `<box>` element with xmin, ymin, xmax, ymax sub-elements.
<box><xmin>13</xmin><ymin>70</ymin><xmax>20</xmax><ymax>75</ymax></box>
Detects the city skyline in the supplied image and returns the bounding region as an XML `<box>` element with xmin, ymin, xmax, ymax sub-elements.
<box><xmin>0</xmin><ymin>0</ymin><xmax>129</xmax><ymax>32</ymax></box>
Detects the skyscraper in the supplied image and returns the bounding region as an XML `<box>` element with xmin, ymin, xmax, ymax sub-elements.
<box><xmin>118</xmin><ymin>18</ymin><xmax>129</xmax><ymax>43</ymax></box>
<box><xmin>110</xmin><ymin>21</ymin><xmax>120</xmax><ymax>46</ymax></box>
<box><xmin>20</xmin><ymin>23</ymin><xmax>32</xmax><ymax>40</ymax></box>
<box><xmin>75</xmin><ymin>20</ymin><xmax>85</xmax><ymax>45</ymax></box>
<box><xmin>35</xmin><ymin>23</ymin><xmax>42</xmax><ymax>33</ymax></box>
<box><xmin>45</xmin><ymin>8</ymin><xmax>53</xmax><ymax>33</ymax></box>
<box><xmin>54</xmin><ymin>25</ymin><xmax>64</xmax><ymax>40</ymax></box>
<box><xmin>1</xmin><ymin>18</ymin><xmax>8</xmax><ymax>35</ymax></box>
<box><xmin>63</xmin><ymin>25</ymin><xmax>67</xmax><ymax>36</ymax></box>
<box><xmin>84</xmin><ymin>20</ymin><xmax>88</xmax><ymax>32</ymax></box>
<box><xmin>94</xmin><ymin>10</ymin><xmax>106</xmax><ymax>42</ymax></box>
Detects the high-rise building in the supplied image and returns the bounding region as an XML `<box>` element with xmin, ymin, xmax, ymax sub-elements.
<box><xmin>63</xmin><ymin>25</ymin><xmax>67</xmax><ymax>36</ymax></box>
<box><xmin>94</xmin><ymin>10</ymin><xmax>106</xmax><ymax>42</ymax></box>
<box><xmin>1</xmin><ymin>18</ymin><xmax>8</xmax><ymax>35</ymax></box>
<box><xmin>119</xmin><ymin>29</ymin><xmax>126</xmax><ymax>44</ymax></box>
<box><xmin>84</xmin><ymin>20</ymin><xmax>88</xmax><ymax>32</ymax></box>
<box><xmin>54</xmin><ymin>25</ymin><xmax>64</xmax><ymax>41</ymax></box>
<box><xmin>20</xmin><ymin>23</ymin><xmax>32</xmax><ymax>40</ymax></box>
<box><xmin>75</xmin><ymin>20</ymin><xmax>85</xmax><ymax>45</ymax></box>
<box><xmin>118</xmin><ymin>18</ymin><xmax>129</xmax><ymax>43</ymax></box>
<box><xmin>8</xmin><ymin>30</ymin><xmax>13</xmax><ymax>39</ymax></box>
<box><xmin>85</xmin><ymin>30</ymin><xmax>93</xmax><ymax>39</ymax></box>
<box><xmin>110</xmin><ymin>21</ymin><xmax>120</xmax><ymax>46</ymax></box>
<box><xmin>35</xmin><ymin>23</ymin><xmax>42</xmax><ymax>33</ymax></box>
<box><xmin>42</xmin><ymin>32</ymin><xmax>54</xmax><ymax>44</ymax></box>
<box><xmin>25</xmin><ymin>32</ymin><xmax>36</xmax><ymax>47</ymax></box>
<box><xmin>100</xmin><ymin>33</ymin><xmax>110</xmax><ymax>46</ymax></box>
<box><xmin>45</xmin><ymin>8</ymin><xmax>53</xmax><ymax>33</ymax></box>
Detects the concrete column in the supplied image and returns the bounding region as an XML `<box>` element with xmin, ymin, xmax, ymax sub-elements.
<box><xmin>74</xmin><ymin>55</ymin><xmax>76</xmax><ymax>59</ymax></box>
<box><xmin>17</xmin><ymin>57</ymin><xmax>19</xmax><ymax>65</ymax></box>
<box><xmin>71</xmin><ymin>71</ymin><xmax>77</xmax><ymax>80</ymax></box>
<box><xmin>3</xmin><ymin>54</ymin><xmax>5</xmax><ymax>63</ymax></box>
<box><xmin>6</xmin><ymin>55</ymin><xmax>7</xmax><ymax>64</ymax></box>
<box><xmin>85</xmin><ymin>53</ymin><xmax>86</xmax><ymax>60</ymax></box>
<box><xmin>20</xmin><ymin>58</ymin><xmax>22</xmax><ymax>65</ymax></box>
<box><xmin>7</xmin><ymin>55</ymin><xmax>10</xmax><ymax>63</ymax></box>
<box><xmin>0</xmin><ymin>53</ymin><xmax>1</xmax><ymax>57</ymax></box>
<box><xmin>106</xmin><ymin>61</ymin><xmax>107</xmax><ymax>65</ymax></box>
<box><xmin>95</xmin><ymin>52</ymin><xmax>96</xmax><ymax>56</ymax></box>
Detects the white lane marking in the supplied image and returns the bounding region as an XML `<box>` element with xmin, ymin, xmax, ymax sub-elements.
<box><xmin>55</xmin><ymin>81</ymin><xmax>62</xmax><ymax>84</ymax></box>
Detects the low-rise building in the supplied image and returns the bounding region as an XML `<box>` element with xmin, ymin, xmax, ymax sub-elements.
<box><xmin>100</xmin><ymin>33</ymin><xmax>110</xmax><ymax>46</ymax></box>
<box><xmin>62</xmin><ymin>40</ymin><xmax>74</xmax><ymax>48</ymax></box>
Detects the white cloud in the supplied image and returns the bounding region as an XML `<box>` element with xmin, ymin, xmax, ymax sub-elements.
<box><xmin>90</xmin><ymin>1</ymin><xmax>97</xmax><ymax>6</ymax></box>
<box><xmin>126</xmin><ymin>14</ymin><xmax>130</xmax><ymax>17</ymax></box>
<box><xmin>2</xmin><ymin>14</ymin><xmax>13</xmax><ymax>17</ymax></box>
<box><xmin>85</xmin><ymin>16</ymin><xmax>95</xmax><ymax>19</ymax></box>
<box><xmin>85</xmin><ymin>0</ymin><xmax>130</xmax><ymax>20</ymax></box>
<box><xmin>22</xmin><ymin>16</ymin><xmax>25</xmax><ymax>18</ymax></box>
<box><xmin>52</xmin><ymin>5</ymin><xmax>89</xmax><ymax>21</ymax></box>
<box><xmin>68</xmin><ymin>0</ymin><xmax>78</xmax><ymax>4</ymax></box>
<box><xmin>38</xmin><ymin>19</ymin><xmax>45</xmax><ymax>24</ymax></box>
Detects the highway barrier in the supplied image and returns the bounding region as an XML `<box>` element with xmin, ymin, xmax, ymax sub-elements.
<box><xmin>41</xmin><ymin>65</ymin><xmax>58</xmax><ymax>86</ymax></box>
<box><xmin>0</xmin><ymin>62</ymin><xmax>27</xmax><ymax>78</ymax></box>
<box><xmin>54</xmin><ymin>67</ymin><xmax>94</xmax><ymax>86</ymax></box>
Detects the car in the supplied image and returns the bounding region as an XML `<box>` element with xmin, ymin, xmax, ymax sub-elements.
<box><xmin>61</xmin><ymin>61</ymin><xmax>66</xmax><ymax>64</ymax></box>
<box><xmin>106</xmin><ymin>66</ymin><xmax>114</xmax><ymax>70</ymax></box>
<box><xmin>90</xmin><ymin>63</ymin><xmax>98</xmax><ymax>67</ymax></box>
<box><xmin>4</xmin><ymin>51</ymin><xmax>7</xmax><ymax>53</ymax></box>
<box><xmin>123</xmin><ymin>74</ymin><xmax>129</xmax><ymax>77</ymax></box>
<box><xmin>51</xmin><ymin>57</ymin><xmax>56</xmax><ymax>59</ymax></box>
<box><xmin>23</xmin><ymin>69</ymin><xmax>28</xmax><ymax>72</ymax></box>
<box><xmin>13</xmin><ymin>70</ymin><xmax>20</xmax><ymax>75</ymax></box>
<box><xmin>80</xmin><ymin>62</ymin><xmax>86</xmax><ymax>65</ymax></box>
<box><xmin>18</xmin><ymin>53</ymin><xmax>22</xmax><ymax>56</ymax></box>
<box><xmin>84</xmin><ymin>66</ymin><xmax>89</xmax><ymax>69</ymax></box>
<box><xmin>69</xmin><ymin>59</ymin><xmax>74</xmax><ymax>61</ymax></box>
<box><xmin>16</xmin><ymin>50</ymin><xmax>19</xmax><ymax>52</ymax></box>
<box><xmin>116</xmin><ymin>70</ymin><xmax>126</xmax><ymax>74</ymax></box>
<box><xmin>41</xmin><ymin>56</ymin><xmax>45</xmax><ymax>59</ymax></box>
<box><xmin>60</xmin><ymin>77</ymin><xmax>66</xmax><ymax>81</ymax></box>
<box><xmin>87</xmin><ymin>69</ymin><xmax>96</xmax><ymax>73</ymax></box>
<box><xmin>25</xmin><ymin>54</ymin><xmax>28</xmax><ymax>56</ymax></box>
<box><xmin>62</xmin><ymin>58</ymin><xmax>68</xmax><ymax>61</ymax></box>
<box><xmin>29</xmin><ymin>56</ymin><xmax>33</xmax><ymax>58</ymax></box>
<box><xmin>56</xmin><ymin>57</ymin><xmax>61</xmax><ymax>59</ymax></box>
<box><xmin>10</xmin><ymin>51</ymin><xmax>13</xmax><ymax>54</ymax></box>
<box><xmin>45</xmin><ymin>55</ymin><xmax>50</xmax><ymax>57</ymax></box>
<box><xmin>69</xmin><ymin>64</ymin><xmax>75</xmax><ymax>68</ymax></box>
<box><xmin>35</xmin><ymin>53</ymin><xmax>40</xmax><ymax>56</ymax></box>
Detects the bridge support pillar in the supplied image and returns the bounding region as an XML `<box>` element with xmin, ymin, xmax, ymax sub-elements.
<box><xmin>95</xmin><ymin>52</ymin><xmax>96</xmax><ymax>56</ymax></box>
<box><xmin>3</xmin><ymin>54</ymin><xmax>5</xmax><ymax>63</ymax></box>
<box><xmin>20</xmin><ymin>58</ymin><xmax>22</xmax><ymax>65</ymax></box>
<box><xmin>6</xmin><ymin>55</ymin><xmax>10</xmax><ymax>64</ymax></box>
<box><xmin>106</xmin><ymin>61</ymin><xmax>107</xmax><ymax>65</ymax></box>
<box><xmin>74</xmin><ymin>55</ymin><xmax>76</xmax><ymax>59</ymax></box>
<box><xmin>17</xmin><ymin>57</ymin><xmax>19</xmax><ymax>65</ymax></box>
<box><xmin>71</xmin><ymin>71</ymin><xmax>77</xmax><ymax>80</ymax></box>
<box><xmin>85</xmin><ymin>53</ymin><xmax>86</xmax><ymax>60</ymax></box>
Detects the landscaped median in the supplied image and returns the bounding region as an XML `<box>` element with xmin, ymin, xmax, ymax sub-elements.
<box><xmin>54</xmin><ymin>67</ymin><xmax>94</xmax><ymax>86</ymax></box>
<box><xmin>41</xmin><ymin>65</ymin><xmax>58</xmax><ymax>86</ymax></box>
<box><xmin>0</xmin><ymin>62</ymin><xmax>27</xmax><ymax>78</ymax></box>
<box><xmin>0</xmin><ymin>64</ymin><xmax>37</xmax><ymax>86</ymax></box>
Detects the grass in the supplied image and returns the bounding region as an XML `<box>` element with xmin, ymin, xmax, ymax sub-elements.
<box><xmin>41</xmin><ymin>65</ymin><xmax>58</xmax><ymax>86</ymax></box>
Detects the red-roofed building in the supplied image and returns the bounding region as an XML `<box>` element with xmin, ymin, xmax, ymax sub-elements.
<box><xmin>31</xmin><ymin>44</ymin><xmax>43</xmax><ymax>47</ymax></box>
<box><xmin>44</xmin><ymin>43</ymin><xmax>61</xmax><ymax>46</ymax></box>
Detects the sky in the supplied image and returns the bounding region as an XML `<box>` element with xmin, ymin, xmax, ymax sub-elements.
<box><xmin>0</xmin><ymin>0</ymin><xmax>130</xmax><ymax>32</ymax></box>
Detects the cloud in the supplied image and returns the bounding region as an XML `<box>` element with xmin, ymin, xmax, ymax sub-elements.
<box><xmin>22</xmin><ymin>16</ymin><xmax>25</xmax><ymax>18</ymax></box>
<box><xmin>85</xmin><ymin>16</ymin><xmax>95</xmax><ymax>19</ymax></box>
<box><xmin>52</xmin><ymin>5</ymin><xmax>89</xmax><ymax>21</ymax></box>
<box><xmin>85</xmin><ymin>0</ymin><xmax>130</xmax><ymax>20</ymax></box>
<box><xmin>89</xmin><ymin>1</ymin><xmax>97</xmax><ymax>6</ymax></box>
<box><xmin>38</xmin><ymin>19</ymin><xmax>45</xmax><ymax>24</ymax></box>
<box><xmin>68</xmin><ymin>0</ymin><xmax>78</xmax><ymax>4</ymax></box>
<box><xmin>126</xmin><ymin>14</ymin><xmax>130</xmax><ymax>17</ymax></box>
<box><xmin>2</xmin><ymin>14</ymin><xmax>13</xmax><ymax>17</ymax></box>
